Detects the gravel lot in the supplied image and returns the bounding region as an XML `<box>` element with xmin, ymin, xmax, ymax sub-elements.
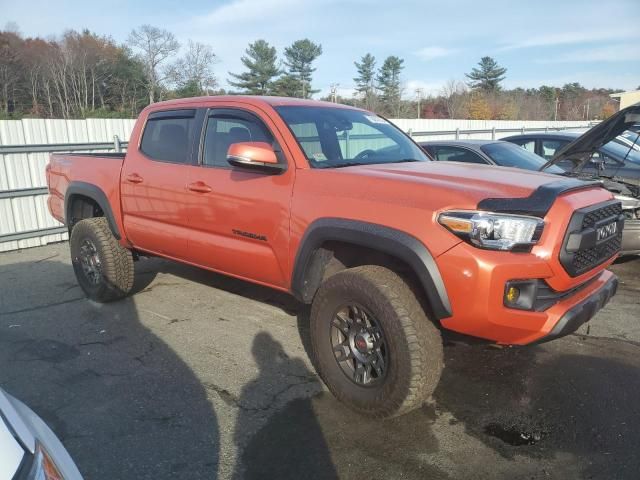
<box><xmin>0</xmin><ymin>243</ymin><xmax>638</xmax><ymax>479</ymax></box>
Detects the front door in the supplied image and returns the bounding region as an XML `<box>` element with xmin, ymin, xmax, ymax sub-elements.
<box><xmin>184</xmin><ymin>107</ymin><xmax>294</xmax><ymax>288</ymax></box>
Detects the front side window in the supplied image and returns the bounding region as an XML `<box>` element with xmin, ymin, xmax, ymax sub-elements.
<box><xmin>519</xmin><ymin>139</ymin><xmax>536</xmax><ymax>153</ymax></box>
<box><xmin>202</xmin><ymin>113</ymin><xmax>274</xmax><ymax>167</ymax></box>
<box><xmin>430</xmin><ymin>146</ymin><xmax>487</xmax><ymax>164</ymax></box>
<box><xmin>541</xmin><ymin>139</ymin><xmax>569</xmax><ymax>160</ymax></box>
<box><xmin>275</xmin><ymin>106</ymin><xmax>429</xmax><ymax>168</ymax></box>
<box><xmin>140</xmin><ymin>111</ymin><xmax>196</xmax><ymax>163</ymax></box>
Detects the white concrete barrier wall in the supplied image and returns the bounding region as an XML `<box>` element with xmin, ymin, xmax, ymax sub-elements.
<box><xmin>0</xmin><ymin>117</ymin><xmax>588</xmax><ymax>252</ymax></box>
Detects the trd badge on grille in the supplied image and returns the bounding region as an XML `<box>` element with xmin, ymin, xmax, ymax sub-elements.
<box><xmin>596</xmin><ymin>222</ymin><xmax>617</xmax><ymax>241</ymax></box>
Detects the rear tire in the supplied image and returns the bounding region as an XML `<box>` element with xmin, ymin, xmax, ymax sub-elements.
<box><xmin>70</xmin><ymin>217</ymin><xmax>134</xmax><ymax>302</ymax></box>
<box><xmin>310</xmin><ymin>265</ymin><xmax>443</xmax><ymax>418</ymax></box>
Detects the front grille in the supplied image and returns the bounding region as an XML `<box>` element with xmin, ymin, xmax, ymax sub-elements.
<box><xmin>572</xmin><ymin>234</ymin><xmax>621</xmax><ymax>273</ymax></box>
<box><xmin>582</xmin><ymin>203</ymin><xmax>622</xmax><ymax>228</ymax></box>
<box><xmin>560</xmin><ymin>200</ymin><xmax>623</xmax><ymax>277</ymax></box>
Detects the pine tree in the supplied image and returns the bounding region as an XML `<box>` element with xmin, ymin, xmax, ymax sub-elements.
<box><xmin>376</xmin><ymin>56</ymin><xmax>404</xmax><ymax>116</ymax></box>
<box><xmin>353</xmin><ymin>53</ymin><xmax>376</xmax><ymax>109</ymax></box>
<box><xmin>465</xmin><ymin>56</ymin><xmax>507</xmax><ymax>92</ymax></box>
<box><xmin>277</xmin><ymin>39</ymin><xmax>322</xmax><ymax>98</ymax></box>
<box><xmin>228</xmin><ymin>40</ymin><xmax>280</xmax><ymax>95</ymax></box>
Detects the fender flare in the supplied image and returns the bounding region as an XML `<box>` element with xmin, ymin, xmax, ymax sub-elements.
<box><xmin>291</xmin><ymin>218</ymin><xmax>452</xmax><ymax>320</ymax></box>
<box><xmin>64</xmin><ymin>181</ymin><xmax>121</xmax><ymax>240</ymax></box>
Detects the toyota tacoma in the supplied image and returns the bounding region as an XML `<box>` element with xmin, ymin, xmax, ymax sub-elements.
<box><xmin>47</xmin><ymin>96</ymin><xmax>621</xmax><ymax>417</ymax></box>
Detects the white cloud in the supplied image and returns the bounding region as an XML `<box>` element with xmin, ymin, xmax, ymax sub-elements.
<box><xmin>499</xmin><ymin>27</ymin><xmax>639</xmax><ymax>51</ymax></box>
<box><xmin>197</xmin><ymin>0</ymin><xmax>299</xmax><ymax>25</ymax></box>
<box><xmin>536</xmin><ymin>44</ymin><xmax>640</xmax><ymax>63</ymax></box>
<box><xmin>414</xmin><ymin>46</ymin><xmax>457</xmax><ymax>60</ymax></box>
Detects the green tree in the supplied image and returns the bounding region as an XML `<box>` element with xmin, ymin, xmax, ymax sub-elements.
<box><xmin>228</xmin><ymin>39</ymin><xmax>279</xmax><ymax>95</ymax></box>
<box><xmin>376</xmin><ymin>56</ymin><xmax>404</xmax><ymax>116</ymax></box>
<box><xmin>465</xmin><ymin>56</ymin><xmax>507</xmax><ymax>92</ymax></box>
<box><xmin>278</xmin><ymin>39</ymin><xmax>322</xmax><ymax>98</ymax></box>
<box><xmin>353</xmin><ymin>53</ymin><xmax>376</xmax><ymax>109</ymax></box>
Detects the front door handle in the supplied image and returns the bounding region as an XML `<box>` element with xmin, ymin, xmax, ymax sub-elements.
<box><xmin>187</xmin><ymin>181</ymin><xmax>212</xmax><ymax>194</ymax></box>
<box><xmin>125</xmin><ymin>173</ymin><xmax>144</xmax><ymax>184</ymax></box>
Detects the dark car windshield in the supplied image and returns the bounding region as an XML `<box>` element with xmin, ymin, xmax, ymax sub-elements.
<box><xmin>275</xmin><ymin>106</ymin><xmax>429</xmax><ymax>168</ymax></box>
<box><xmin>481</xmin><ymin>142</ymin><xmax>565</xmax><ymax>174</ymax></box>
<box><xmin>603</xmin><ymin>136</ymin><xmax>640</xmax><ymax>166</ymax></box>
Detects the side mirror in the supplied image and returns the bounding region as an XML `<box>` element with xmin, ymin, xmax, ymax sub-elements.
<box><xmin>227</xmin><ymin>142</ymin><xmax>284</xmax><ymax>172</ymax></box>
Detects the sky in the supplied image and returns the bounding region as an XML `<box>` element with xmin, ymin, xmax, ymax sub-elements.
<box><xmin>2</xmin><ymin>0</ymin><xmax>639</xmax><ymax>98</ymax></box>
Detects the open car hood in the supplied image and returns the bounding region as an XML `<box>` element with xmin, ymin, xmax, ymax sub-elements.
<box><xmin>542</xmin><ymin>102</ymin><xmax>640</xmax><ymax>171</ymax></box>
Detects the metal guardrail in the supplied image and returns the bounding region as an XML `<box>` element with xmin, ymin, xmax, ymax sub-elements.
<box><xmin>0</xmin><ymin>137</ymin><xmax>129</xmax><ymax>155</ymax></box>
<box><xmin>406</xmin><ymin>124</ymin><xmax>590</xmax><ymax>139</ymax></box>
<box><xmin>0</xmin><ymin>125</ymin><xmax>587</xmax><ymax>244</ymax></box>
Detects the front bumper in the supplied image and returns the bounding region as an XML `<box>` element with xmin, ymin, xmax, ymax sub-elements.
<box><xmin>532</xmin><ymin>274</ymin><xmax>617</xmax><ymax>344</ymax></box>
<box><xmin>436</xmin><ymin>241</ymin><xmax>618</xmax><ymax>345</ymax></box>
<box><xmin>621</xmin><ymin>219</ymin><xmax>640</xmax><ymax>255</ymax></box>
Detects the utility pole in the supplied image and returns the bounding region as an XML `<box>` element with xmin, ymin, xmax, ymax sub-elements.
<box><xmin>586</xmin><ymin>99</ymin><xmax>590</xmax><ymax>120</ymax></box>
<box><xmin>415</xmin><ymin>88</ymin><xmax>424</xmax><ymax>119</ymax></box>
<box><xmin>554</xmin><ymin>97</ymin><xmax>559</xmax><ymax>121</ymax></box>
<box><xmin>330</xmin><ymin>83</ymin><xmax>339</xmax><ymax>103</ymax></box>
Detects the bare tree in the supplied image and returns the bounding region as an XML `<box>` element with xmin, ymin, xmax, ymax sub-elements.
<box><xmin>167</xmin><ymin>40</ymin><xmax>218</xmax><ymax>95</ymax></box>
<box><xmin>441</xmin><ymin>79</ymin><xmax>468</xmax><ymax>119</ymax></box>
<box><xmin>128</xmin><ymin>25</ymin><xmax>179</xmax><ymax>103</ymax></box>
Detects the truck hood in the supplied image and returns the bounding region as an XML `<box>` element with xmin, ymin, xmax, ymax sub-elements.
<box><xmin>543</xmin><ymin>102</ymin><xmax>640</xmax><ymax>171</ymax></box>
<box><xmin>342</xmin><ymin>161</ymin><xmax>574</xmax><ymax>207</ymax></box>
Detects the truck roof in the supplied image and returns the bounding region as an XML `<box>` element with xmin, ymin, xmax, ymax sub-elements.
<box><xmin>144</xmin><ymin>95</ymin><xmax>362</xmax><ymax>111</ymax></box>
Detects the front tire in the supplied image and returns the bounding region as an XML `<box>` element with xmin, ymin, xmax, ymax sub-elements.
<box><xmin>70</xmin><ymin>217</ymin><xmax>134</xmax><ymax>302</ymax></box>
<box><xmin>310</xmin><ymin>265</ymin><xmax>444</xmax><ymax>418</ymax></box>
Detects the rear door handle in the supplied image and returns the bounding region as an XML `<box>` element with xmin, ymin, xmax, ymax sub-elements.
<box><xmin>125</xmin><ymin>173</ymin><xmax>144</xmax><ymax>184</ymax></box>
<box><xmin>187</xmin><ymin>181</ymin><xmax>212</xmax><ymax>194</ymax></box>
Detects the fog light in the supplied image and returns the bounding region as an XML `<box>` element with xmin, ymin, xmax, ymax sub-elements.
<box><xmin>504</xmin><ymin>280</ymin><xmax>539</xmax><ymax>310</ymax></box>
<box><xmin>505</xmin><ymin>286</ymin><xmax>520</xmax><ymax>303</ymax></box>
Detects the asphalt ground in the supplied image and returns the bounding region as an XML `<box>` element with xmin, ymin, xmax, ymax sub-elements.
<box><xmin>0</xmin><ymin>242</ymin><xmax>639</xmax><ymax>479</ymax></box>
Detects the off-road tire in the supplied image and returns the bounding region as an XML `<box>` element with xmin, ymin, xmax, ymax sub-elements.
<box><xmin>310</xmin><ymin>265</ymin><xmax>443</xmax><ymax>418</ymax></box>
<box><xmin>70</xmin><ymin>217</ymin><xmax>134</xmax><ymax>302</ymax></box>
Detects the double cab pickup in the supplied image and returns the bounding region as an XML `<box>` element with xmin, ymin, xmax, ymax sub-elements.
<box><xmin>47</xmin><ymin>96</ymin><xmax>621</xmax><ymax>417</ymax></box>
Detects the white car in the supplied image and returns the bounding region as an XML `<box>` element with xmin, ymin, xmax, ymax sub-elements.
<box><xmin>0</xmin><ymin>388</ymin><xmax>83</xmax><ymax>480</ymax></box>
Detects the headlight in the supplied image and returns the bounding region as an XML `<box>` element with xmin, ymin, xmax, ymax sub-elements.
<box><xmin>438</xmin><ymin>211</ymin><xmax>544</xmax><ymax>251</ymax></box>
<box><xmin>28</xmin><ymin>444</ymin><xmax>65</xmax><ymax>480</ymax></box>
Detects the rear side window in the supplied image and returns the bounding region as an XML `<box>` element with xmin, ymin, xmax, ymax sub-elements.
<box><xmin>140</xmin><ymin>110</ymin><xmax>196</xmax><ymax>163</ymax></box>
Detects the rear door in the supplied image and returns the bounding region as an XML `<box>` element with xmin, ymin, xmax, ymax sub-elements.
<box><xmin>184</xmin><ymin>106</ymin><xmax>294</xmax><ymax>288</ymax></box>
<box><xmin>121</xmin><ymin>108</ymin><xmax>201</xmax><ymax>258</ymax></box>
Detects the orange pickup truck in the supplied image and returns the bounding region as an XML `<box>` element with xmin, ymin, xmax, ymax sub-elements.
<box><xmin>47</xmin><ymin>96</ymin><xmax>621</xmax><ymax>417</ymax></box>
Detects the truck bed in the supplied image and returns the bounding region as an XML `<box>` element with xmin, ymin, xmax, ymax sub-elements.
<box><xmin>46</xmin><ymin>152</ymin><xmax>126</xmax><ymax>228</ymax></box>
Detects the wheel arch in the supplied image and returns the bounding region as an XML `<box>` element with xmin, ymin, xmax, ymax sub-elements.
<box><xmin>291</xmin><ymin>218</ymin><xmax>452</xmax><ymax>320</ymax></box>
<box><xmin>64</xmin><ymin>182</ymin><xmax>121</xmax><ymax>240</ymax></box>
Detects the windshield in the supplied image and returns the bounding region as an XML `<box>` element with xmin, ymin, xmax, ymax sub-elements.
<box><xmin>480</xmin><ymin>142</ymin><xmax>566</xmax><ymax>174</ymax></box>
<box><xmin>275</xmin><ymin>106</ymin><xmax>429</xmax><ymax>168</ymax></box>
